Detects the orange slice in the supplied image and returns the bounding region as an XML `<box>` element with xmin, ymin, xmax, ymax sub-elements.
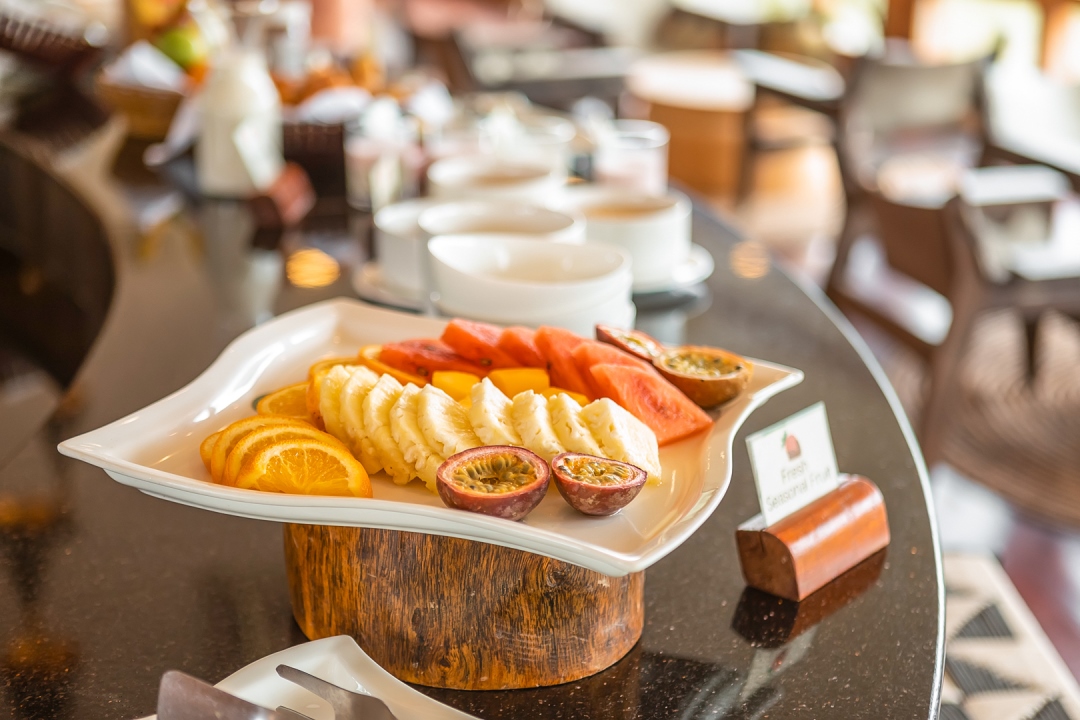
<box><xmin>306</xmin><ymin>357</ymin><xmax>366</xmax><ymax>429</ymax></box>
<box><xmin>199</xmin><ymin>431</ymin><xmax>221</xmax><ymax>471</ymax></box>
<box><xmin>235</xmin><ymin>437</ymin><xmax>371</xmax><ymax>497</ymax></box>
<box><xmin>357</xmin><ymin>345</ymin><xmax>426</xmax><ymax>386</ymax></box>
<box><xmin>223</xmin><ymin>424</ymin><xmax>339</xmax><ymax>486</ymax></box>
<box><xmin>209</xmin><ymin>416</ymin><xmax>310</xmax><ymax>483</ymax></box>
<box><xmin>256</xmin><ymin>382</ymin><xmax>310</xmax><ymax>420</ymax></box>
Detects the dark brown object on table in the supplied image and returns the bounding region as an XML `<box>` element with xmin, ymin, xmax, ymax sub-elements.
<box><xmin>736</xmin><ymin>475</ymin><xmax>890</xmax><ymax>601</ymax></box>
<box><xmin>93</xmin><ymin>73</ymin><xmax>184</xmax><ymax>141</ymax></box>
<box><xmin>283</xmin><ymin>524</ymin><xmax>644</xmax><ymax>690</ymax></box>
<box><xmin>283</xmin><ymin>122</ymin><xmax>347</xmax><ymax>198</ymax></box>
<box><xmin>248</xmin><ymin>163</ymin><xmax>316</xmax><ymax>230</ymax></box>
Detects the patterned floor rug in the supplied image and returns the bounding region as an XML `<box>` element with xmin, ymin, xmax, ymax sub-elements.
<box><xmin>942</xmin><ymin>554</ymin><xmax>1080</xmax><ymax>720</ymax></box>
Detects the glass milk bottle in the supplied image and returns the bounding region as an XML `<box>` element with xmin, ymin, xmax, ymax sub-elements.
<box><xmin>196</xmin><ymin>48</ymin><xmax>284</xmax><ymax>197</ymax></box>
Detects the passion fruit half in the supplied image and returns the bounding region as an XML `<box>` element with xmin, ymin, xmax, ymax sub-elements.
<box><xmin>653</xmin><ymin>346</ymin><xmax>752</xmax><ymax>408</ymax></box>
<box><xmin>595</xmin><ymin>325</ymin><xmax>665</xmax><ymax>362</ymax></box>
<box><xmin>436</xmin><ymin>446</ymin><xmax>550</xmax><ymax>521</ymax></box>
<box><xmin>551</xmin><ymin>452</ymin><xmax>647</xmax><ymax>516</ymax></box>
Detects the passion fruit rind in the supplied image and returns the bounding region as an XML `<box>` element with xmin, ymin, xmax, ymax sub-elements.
<box><xmin>595</xmin><ymin>325</ymin><xmax>665</xmax><ymax>362</ymax></box>
<box><xmin>551</xmin><ymin>452</ymin><xmax>647</xmax><ymax>516</ymax></box>
<box><xmin>653</xmin><ymin>346</ymin><xmax>752</xmax><ymax>408</ymax></box>
<box><xmin>436</xmin><ymin>446</ymin><xmax>550</xmax><ymax>521</ymax></box>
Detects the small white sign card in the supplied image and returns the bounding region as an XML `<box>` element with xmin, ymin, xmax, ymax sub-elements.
<box><xmin>746</xmin><ymin>402</ymin><xmax>840</xmax><ymax>526</ymax></box>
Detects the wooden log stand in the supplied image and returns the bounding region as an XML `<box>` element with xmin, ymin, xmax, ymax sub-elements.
<box><xmin>284</xmin><ymin>524</ymin><xmax>644</xmax><ymax>690</ymax></box>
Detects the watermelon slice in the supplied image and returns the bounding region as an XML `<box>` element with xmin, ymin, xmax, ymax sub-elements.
<box><xmin>380</xmin><ymin>339</ymin><xmax>488</xmax><ymax>379</ymax></box>
<box><xmin>441</xmin><ymin>319</ymin><xmax>519</xmax><ymax>369</ymax></box>
<box><xmin>572</xmin><ymin>340</ymin><xmax>655</xmax><ymax>398</ymax></box>
<box><xmin>589</xmin><ymin>363</ymin><xmax>714</xmax><ymax>446</ymax></box>
<box><xmin>497</xmin><ymin>326</ymin><xmax>545</xmax><ymax>368</ymax></box>
<box><xmin>534</xmin><ymin>326</ymin><xmax>592</xmax><ymax>397</ymax></box>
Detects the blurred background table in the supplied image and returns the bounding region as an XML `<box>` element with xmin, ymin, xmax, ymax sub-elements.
<box><xmin>0</xmin><ymin>84</ymin><xmax>943</xmax><ymax>718</ymax></box>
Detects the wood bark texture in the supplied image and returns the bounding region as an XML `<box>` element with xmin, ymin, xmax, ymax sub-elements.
<box><xmin>284</xmin><ymin>523</ymin><xmax>645</xmax><ymax>689</ymax></box>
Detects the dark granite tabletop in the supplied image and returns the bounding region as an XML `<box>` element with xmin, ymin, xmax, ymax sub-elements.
<box><xmin>0</xmin><ymin>115</ymin><xmax>943</xmax><ymax>719</ymax></box>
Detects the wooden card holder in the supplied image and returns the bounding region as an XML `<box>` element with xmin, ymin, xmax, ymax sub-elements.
<box><xmin>736</xmin><ymin>475</ymin><xmax>889</xmax><ymax>602</ymax></box>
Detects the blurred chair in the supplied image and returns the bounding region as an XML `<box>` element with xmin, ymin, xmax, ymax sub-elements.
<box><xmin>827</xmin><ymin>46</ymin><xmax>987</xmax><ymax>276</ymax></box>
<box><xmin>732</xmin><ymin>48</ymin><xmax>848</xmax><ymax>201</ymax></box>
<box><xmin>0</xmin><ymin>137</ymin><xmax>115</xmax><ymax>389</ymax></box>
<box><xmin>824</xmin><ymin>48</ymin><xmax>991</xmax><ymax>463</ymax></box>
<box><xmin>829</xmin><ymin>188</ymin><xmax>1080</xmax><ymax>466</ymax></box>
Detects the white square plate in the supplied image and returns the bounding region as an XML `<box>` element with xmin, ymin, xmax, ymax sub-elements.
<box><xmin>59</xmin><ymin>299</ymin><xmax>802</xmax><ymax>576</ymax></box>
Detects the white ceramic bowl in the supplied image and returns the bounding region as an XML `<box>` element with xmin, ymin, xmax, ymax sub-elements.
<box><xmin>550</xmin><ymin>186</ymin><xmax>693</xmax><ymax>289</ymax></box>
<box><xmin>418</xmin><ymin>201</ymin><xmax>584</xmax><ymax>244</ymax></box>
<box><xmin>373</xmin><ymin>198</ymin><xmax>437</xmax><ymax>298</ymax></box>
<box><xmin>428</xmin><ymin>234</ymin><xmax>632</xmax><ymax>324</ymax></box>
<box><xmin>427</xmin><ymin>156</ymin><xmax>563</xmax><ymax>203</ymax></box>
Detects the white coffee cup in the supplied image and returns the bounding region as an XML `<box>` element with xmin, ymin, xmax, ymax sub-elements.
<box><xmin>427</xmin><ymin>156</ymin><xmax>563</xmax><ymax>203</ymax></box>
<box><xmin>551</xmin><ymin>186</ymin><xmax>692</xmax><ymax>289</ymax></box>
<box><xmin>418</xmin><ymin>201</ymin><xmax>584</xmax><ymax>244</ymax></box>
<box><xmin>373</xmin><ymin>198</ymin><xmax>436</xmax><ymax>298</ymax></box>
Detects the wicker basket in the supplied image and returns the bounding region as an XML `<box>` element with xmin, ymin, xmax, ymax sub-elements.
<box><xmin>94</xmin><ymin>73</ymin><xmax>184</xmax><ymax>140</ymax></box>
<box><xmin>0</xmin><ymin>11</ymin><xmax>104</xmax><ymax>70</ymax></box>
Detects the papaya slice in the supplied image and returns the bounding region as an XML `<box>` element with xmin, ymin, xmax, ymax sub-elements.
<box><xmin>589</xmin><ymin>363</ymin><xmax>714</xmax><ymax>446</ymax></box>
<box><xmin>488</xmin><ymin>367</ymin><xmax>550</xmax><ymax>397</ymax></box>
<box><xmin>534</xmin><ymin>326</ymin><xmax>592</xmax><ymax>398</ymax></box>
<box><xmin>432</xmin><ymin>370</ymin><xmax>480</xmax><ymax>401</ymax></box>
<box><xmin>441</xmin><ymin>319</ymin><xmax>519</xmax><ymax>369</ymax></box>
<box><xmin>497</xmin><ymin>326</ymin><xmax>545</xmax><ymax>368</ymax></box>
<box><xmin>379</xmin><ymin>339</ymin><xmax>488</xmax><ymax>379</ymax></box>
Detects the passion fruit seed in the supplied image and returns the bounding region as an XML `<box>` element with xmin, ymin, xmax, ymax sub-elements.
<box><xmin>555</xmin><ymin>457</ymin><xmax>635</xmax><ymax>486</ymax></box>
<box><xmin>664</xmin><ymin>352</ymin><xmax>736</xmax><ymax>377</ymax></box>
<box><xmin>450</xmin><ymin>453</ymin><xmax>538</xmax><ymax>494</ymax></box>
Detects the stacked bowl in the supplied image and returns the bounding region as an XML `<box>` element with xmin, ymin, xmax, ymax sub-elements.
<box><xmin>428</xmin><ymin>235</ymin><xmax>634</xmax><ymax>335</ymax></box>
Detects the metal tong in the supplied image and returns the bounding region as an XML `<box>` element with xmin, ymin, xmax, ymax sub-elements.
<box><xmin>156</xmin><ymin>666</ymin><xmax>397</xmax><ymax>720</ymax></box>
<box><xmin>275</xmin><ymin>663</ymin><xmax>398</xmax><ymax>720</ymax></box>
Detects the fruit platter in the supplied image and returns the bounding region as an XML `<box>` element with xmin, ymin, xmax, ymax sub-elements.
<box><xmin>59</xmin><ymin>298</ymin><xmax>801</xmax><ymax>577</ymax></box>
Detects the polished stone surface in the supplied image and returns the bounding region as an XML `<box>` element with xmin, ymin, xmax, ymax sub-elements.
<box><xmin>0</xmin><ymin>132</ymin><xmax>943</xmax><ymax>718</ymax></box>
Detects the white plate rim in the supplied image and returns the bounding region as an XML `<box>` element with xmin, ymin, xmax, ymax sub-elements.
<box><xmin>58</xmin><ymin>298</ymin><xmax>802</xmax><ymax>577</ymax></box>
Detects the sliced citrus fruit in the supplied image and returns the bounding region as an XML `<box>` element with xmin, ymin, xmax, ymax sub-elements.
<box><xmin>209</xmin><ymin>416</ymin><xmax>310</xmax><ymax>483</ymax></box>
<box><xmin>199</xmin><ymin>431</ymin><xmax>221</xmax><ymax>472</ymax></box>
<box><xmin>223</xmin><ymin>424</ymin><xmax>338</xmax><ymax>486</ymax></box>
<box><xmin>235</xmin><ymin>437</ymin><xmax>371</xmax><ymax>497</ymax></box>
<box><xmin>256</xmin><ymin>382</ymin><xmax>310</xmax><ymax>420</ymax></box>
<box><xmin>306</xmin><ymin>357</ymin><xmax>365</xmax><ymax>429</ymax></box>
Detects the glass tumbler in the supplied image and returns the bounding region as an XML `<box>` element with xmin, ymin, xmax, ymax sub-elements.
<box><xmin>593</xmin><ymin>119</ymin><xmax>670</xmax><ymax>196</ymax></box>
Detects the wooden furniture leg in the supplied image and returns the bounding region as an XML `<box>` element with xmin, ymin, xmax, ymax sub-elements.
<box><xmin>919</xmin><ymin>277</ymin><xmax>984</xmax><ymax>467</ymax></box>
<box><xmin>1022</xmin><ymin>312</ymin><xmax>1040</xmax><ymax>385</ymax></box>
